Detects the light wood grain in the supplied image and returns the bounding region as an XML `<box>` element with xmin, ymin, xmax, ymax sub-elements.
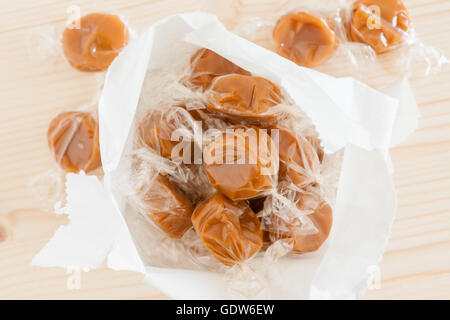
<box><xmin>0</xmin><ymin>0</ymin><xmax>449</xmax><ymax>300</ymax></box>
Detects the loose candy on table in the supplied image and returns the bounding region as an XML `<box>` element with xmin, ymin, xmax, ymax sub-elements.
<box><xmin>273</xmin><ymin>11</ymin><xmax>338</xmax><ymax>67</ymax></box>
<box><xmin>47</xmin><ymin>111</ymin><xmax>101</xmax><ymax>173</ymax></box>
<box><xmin>62</xmin><ymin>13</ymin><xmax>129</xmax><ymax>71</ymax></box>
<box><xmin>349</xmin><ymin>0</ymin><xmax>411</xmax><ymax>54</ymax></box>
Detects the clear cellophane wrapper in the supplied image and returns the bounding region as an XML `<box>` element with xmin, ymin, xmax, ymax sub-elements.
<box><xmin>232</xmin><ymin>0</ymin><xmax>449</xmax><ymax>87</ymax></box>
<box><xmin>108</xmin><ymin>43</ymin><xmax>344</xmax><ymax>298</ymax></box>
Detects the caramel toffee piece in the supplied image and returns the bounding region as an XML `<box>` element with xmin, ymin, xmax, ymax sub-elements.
<box><xmin>269</xmin><ymin>194</ymin><xmax>332</xmax><ymax>253</ymax></box>
<box><xmin>47</xmin><ymin>111</ymin><xmax>101</xmax><ymax>173</ymax></box>
<box><xmin>350</xmin><ymin>0</ymin><xmax>410</xmax><ymax>54</ymax></box>
<box><xmin>143</xmin><ymin>174</ymin><xmax>193</xmax><ymax>238</ymax></box>
<box><xmin>139</xmin><ymin>107</ymin><xmax>197</xmax><ymax>161</ymax></box>
<box><xmin>62</xmin><ymin>13</ymin><xmax>129</xmax><ymax>71</ymax></box>
<box><xmin>203</xmin><ymin>128</ymin><xmax>278</xmax><ymax>201</ymax></box>
<box><xmin>273</xmin><ymin>12</ymin><xmax>338</xmax><ymax>67</ymax></box>
<box><xmin>189</xmin><ymin>48</ymin><xmax>251</xmax><ymax>90</ymax></box>
<box><xmin>277</xmin><ymin>128</ymin><xmax>321</xmax><ymax>188</ymax></box>
<box><xmin>206</xmin><ymin>74</ymin><xmax>283</xmax><ymax>120</ymax></box>
<box><xmin>192</xmin><ymin>193</ymin><xmax>263</xmax><ymax>266</ymax></box>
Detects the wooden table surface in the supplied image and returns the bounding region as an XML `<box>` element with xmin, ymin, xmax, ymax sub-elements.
<box><xmin>0</xmin><ymin>0</ymin><xmax>449</xmax><ymax>299</ymax></box>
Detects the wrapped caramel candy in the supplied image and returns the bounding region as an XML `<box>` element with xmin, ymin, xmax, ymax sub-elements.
<box><xmin>191</xmin><ymin>193</ymin><xmax>263</xmax><ymax>266</ymax></box>
<box><xmin>349</xmin><ymin>0</ymin><xmax>411</xmax><ymax>54</ymax></box>
<box><xmin>278</xmin><ymin>128</ymin><xmax>321</xmax><ymax>188</ymax></box>
<box><xmin>203</xmin><ymin>128</ymin><xmax>278</xmax><ymax>201</ymax></box>
<box><xmin>47</xmin><ymin>111</ymin><xmax>101</xmax><ymax>173</ymax></box>
<box><xmin>138</xmin><ymin>107</ymin><xmax>198</xmax><ymax>162</ymax></box>
<box><xmin>269</xmin><ymin>193</ymin><xmax>332</xmax><ymax>253</ymax></box>
<box><xmin>206</xmin><ymin>74</ymin><xmax>283</xmax><ymax>121</ymax></box>
<box><xmin>189</xmin><ymin>48</ymin><xmax>251</xmax><ymax>90</ymax></box>
<box><xmin>141</xmin><ymin>174</ymin><xmax>193</xmax><ymax>238</ymax></box>
<box><xmin>62</xmin><ymin>13</ymin><xmax>129</xmax><ymax>71</ymax></box>
<box><xmin>273</xmin><ymin>12</ymin><xmax>338</xmax><ymax>67</ymax></box>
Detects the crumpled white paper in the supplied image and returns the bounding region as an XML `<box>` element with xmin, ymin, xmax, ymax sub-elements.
<box><xmin>33</xmin><ymin>12</ymin><xmax>420</xmax><ymax>299</ymax></box>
